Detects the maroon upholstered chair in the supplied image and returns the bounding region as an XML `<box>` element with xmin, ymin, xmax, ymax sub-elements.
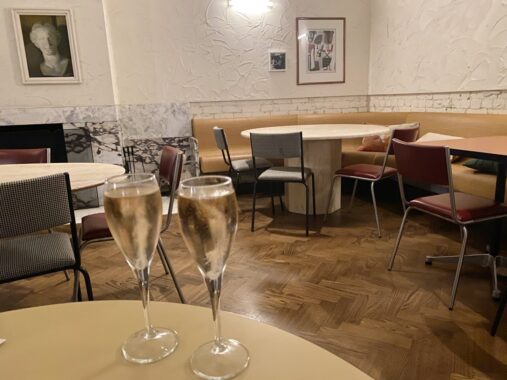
<box><xmin>80</xmin><ymin>146</ymin><xmax>186</xmax><ymax>303</ymax></box>
<box><xmin>0</xmin><ymin>148</ymin><xmax>50</xmax><ymax>164</ymax></box>
<box><xmin>388</xmin><ymin>139</ymin><xmax>507</xmax><ymax>310</ymax></box>
<box><xmin>324</xmin><ymin>124</ymin><xmax>420</xmax><ymax>237</ymax></box>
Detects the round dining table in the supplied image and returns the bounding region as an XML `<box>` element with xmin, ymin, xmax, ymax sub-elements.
<box><xmin>0</xmin><ymin>300</ymin><xmax>371</xmax><ymax>380</ymax></box>
<box><xmin>0</xmin><ymin>162</ymin><xmax>125</xmax><ymax>191</ymax></box>
<box><xmin>241</xmin><ymin>124</ymin><xmax>389</xmax><ymax>214</ymax></box>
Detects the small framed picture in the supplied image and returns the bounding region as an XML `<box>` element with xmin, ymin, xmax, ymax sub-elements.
<box><xmin>297</xmin><ymin>17</ymin><xmax>345</xmax><ymax>85</ymax></box>
<box><xmin>12</xmin><ymin>9</ymin><xmax>81</xmax><ymax>84</ymax></box>
<box><xmin>269</xmin><ymin>50</ymin><xmax>286</xmax><ymax>72</ymax></box>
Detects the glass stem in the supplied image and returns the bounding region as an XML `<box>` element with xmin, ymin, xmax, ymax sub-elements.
<box><xmin>205</xmin><ymin>274</ymin><xmax>224</xmax><ymax>352</ymax></box>
<box><xmin>136</xmin><ymin>267</ymin><xmax>153</xmax><ymax>336</ymax></box>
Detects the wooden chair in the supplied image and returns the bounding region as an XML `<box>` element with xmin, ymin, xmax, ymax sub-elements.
<box><xmin>80</xmin><ymin>146</ymin><xmax>186</xmax><ymax>303</ymax></box>
<box><xmin>324</xmin><ymin>124</ymin><xmax>419</xmax><ymax>237</ymax></box>
<box><xmin>250</xmin><ymin>132</ymin><xmax>316</xmax><ymax>236</ymax></box>
<box><xmin>388</xmin><ymin>139</ymin><xmax>507</xmax><ymax>310</ymax></box>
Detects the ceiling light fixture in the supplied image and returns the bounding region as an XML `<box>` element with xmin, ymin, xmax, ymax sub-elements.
<box><xmin>228</xmin><ymin>0</ymin><xmax>273</xmax><ymax>14</ymax></box>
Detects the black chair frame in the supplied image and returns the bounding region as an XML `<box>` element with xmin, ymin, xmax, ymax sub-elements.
<box><xmin>250</xmin><ymin>132</ymin><xmax>316</xmax><ymax>236</ymax></box>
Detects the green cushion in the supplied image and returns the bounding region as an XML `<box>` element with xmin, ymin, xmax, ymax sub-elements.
<box><xmin>463</xmin><ymin>159</ymin><xmax>499</xmax><ymax>174</ymax></box>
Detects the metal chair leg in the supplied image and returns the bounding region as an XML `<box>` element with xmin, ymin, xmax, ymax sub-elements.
<box><xmin>251</xmin><ymin>181</ymin><xmax>257</xmax><ymax>232</ymax></box>
<box><xmin>279</xmin><ymin>193</ymin><xmax>285</xmax><ymax>211</ymax></box>
<box><xmin>311</xmin><ymin>174</ymin><xmax>316</xmax><ymax>217</ymax></box>
<box><xmin>72</xmin><ymin>269</ymin><xmax>80</xmax><ymax>302</ymax></box>
<box><xmin>78</xmin><ymin>267</ymin><xmax>94</xmax><ymax>301</ymax></box>
<box><xmin>491</xmin><ymin>284</ymin><xmax>507</xmax><ymax>335</ymax></box>
<box><xmin>323</xmin><ymin>176</ymin><xmax>338</xmax><ymax>223</ymax></box>
<box><xmin>370</xmin><ymin>182</ymin><xmax>381</xmax><ymax>238</ymax></box>
<box><xmin>157</xmin><ymin>240</ymin><xmax>186</xmax><ymax>304</ymax></box>
<box><xmin>235</xmin><ymin>172</ymin><xmax>241</xmax><ymax>188</ymax></box>
<box><xmin>349</xmin><ymin>179</ymin><xmax>358</xmax><ymax>210</ymax></box>
<box><xmin>157</xmin><ymin>242</ymin><xmax>171</xmax><ymax>275</ymax></box>
<box><xmin>270</xmin><ymin>183</ymin><xmax>275</xmax><ymax>215</ymax></box>
<box><xmin>64</xmin><ymin>270</ymin><xmax>70</xmax><ymax>281</ymax></box>
<box><xmin>388</xmin><ymin>207</ymin><xmax>412</xmax><ymax>270</ymax></box>
<box><xmin>448</xmin><ymin>226</ymin><xmax>468</xmax><ymax>310</ymax></box>
<box><xmin>305</xmin><ymin>183</ymin><xmax>309</xmax><ymax>236</ymax></box>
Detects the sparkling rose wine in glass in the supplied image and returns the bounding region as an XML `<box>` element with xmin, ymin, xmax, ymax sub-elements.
<box><xmin>104</xmin><ymin>173</ymin><xmax>178</xmax><ymax>364</ymax></box>
<box><xmin>178</xmin><ymin>175</ymin><xmax>249</xmax><ymax>379</ymax></box>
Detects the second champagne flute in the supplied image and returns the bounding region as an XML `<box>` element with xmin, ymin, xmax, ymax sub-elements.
<box><xmin>104</xmin><ymin>173</ymin><xmax>178</xmax><ymax>364</ymax></box>
<box><xmin>178</xmin><ymin>175</ymin><xmax>249</xmax><ymax>380</ymax></box>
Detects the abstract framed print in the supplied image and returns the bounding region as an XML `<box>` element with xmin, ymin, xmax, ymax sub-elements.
<box><xmin>297</xmin><ymin>17</ymin><xmax>345</xmax><ymax>85</ymax></box>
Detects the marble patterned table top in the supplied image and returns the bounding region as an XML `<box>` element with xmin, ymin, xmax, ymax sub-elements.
<box><xmin>0</xmin><ymin>162</ymin><xmax>125</xmax><ymax>191</ymax></box>
<box><xmin>241</xmin><ymin>124</ymin><xmax>389</xmax><ymax>141</ymax></box>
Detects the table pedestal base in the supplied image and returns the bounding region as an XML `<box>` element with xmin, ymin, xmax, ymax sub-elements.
<box><xmin>286</xmin><ymin>140</ymin><xmax>342</xmax><ymax>215</ymax></box>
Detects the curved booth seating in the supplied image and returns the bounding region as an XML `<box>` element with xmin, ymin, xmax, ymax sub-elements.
<box><xmin>193</xmin><ymin>112</ymin><xmax>507</xmax><ymax>202</ymax></box>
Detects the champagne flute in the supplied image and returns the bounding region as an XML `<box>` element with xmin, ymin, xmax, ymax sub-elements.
<box><xmin>178</xmin><ymin>175</ymin><xmax>249</xmax><ymax>379</ymax></box>
<box><xmin>104</xmin><ymin>173</ymin><xmax>178</xmax><ymax>364</ymax></box>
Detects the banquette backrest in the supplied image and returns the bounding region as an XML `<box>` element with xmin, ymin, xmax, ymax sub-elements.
<box><xmin>405</xmin><ymin>112</ymin><xmax>507</xmax><ymax>138</ymax></box>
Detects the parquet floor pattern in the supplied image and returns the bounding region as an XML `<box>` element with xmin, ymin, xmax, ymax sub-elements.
<box><xmin>1</xmin><ymin>188</ymin><xmax>507</xmax><ymax>379</ymax></box>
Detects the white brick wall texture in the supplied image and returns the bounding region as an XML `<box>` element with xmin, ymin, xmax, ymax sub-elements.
<box><xmin>368</xmin><ymin>90</ymin><xmax>507</xmax><ymax>114</ymax></box>
<box><xmin>190</xmin><ymin>96</ymin><xmax>369</xmax><ymax>119</ymax></box>
<box><xmin>190</xmin><ymin>91</ymin><xmax>507</xmax><ymax>119</ymax></box>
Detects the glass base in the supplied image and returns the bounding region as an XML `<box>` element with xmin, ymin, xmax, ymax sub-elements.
<box><xmin>191</xmin><ymin>338</ymin><xmax>249</xmax><ymax>380</ymax></box>
<box><xmin>122</xmin><ymin>327</ymin><xmax>178</xmax><ymax>364</ymax></box>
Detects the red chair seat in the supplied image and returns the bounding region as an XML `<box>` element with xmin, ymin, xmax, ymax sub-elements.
<box><xmin>81</xmin><ymin>213</ymin><xmax>111</xmax><ymax>241</ymax></box>
<box><xmin>335</xmin><ymin>164</ymin><xmax>397</xmax><ymax>180</ymax></box>
<box><xmin>410</xmin><ymin>192</ymin><xmax>507</xmax><ymax>222</ymax></box>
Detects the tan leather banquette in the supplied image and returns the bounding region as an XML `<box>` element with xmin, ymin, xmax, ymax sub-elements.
<box><xmin>192</xmin><ymin>112</ymin><xmax>507</xmax><ymax>201</ymax></box>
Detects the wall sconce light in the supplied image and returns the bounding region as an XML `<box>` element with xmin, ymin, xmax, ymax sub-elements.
<box><xmin>228</xmin><ymin>0</ymin><xmax>273</xmax><ymax>13</ymax></box>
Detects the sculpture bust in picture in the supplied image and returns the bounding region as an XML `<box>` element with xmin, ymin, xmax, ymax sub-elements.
<box><xmin>27</xmin><ymin>23</ymin><xmax>73</xmax><ymax>77</ymax></box>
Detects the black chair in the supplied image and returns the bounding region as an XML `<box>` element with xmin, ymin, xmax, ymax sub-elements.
<box><xmin>388</xmin><ymin>139</ymin><xmax>507</xmax><ymax>310</ymax></box>
<box><xmin>213</xmin><ymin>126</ymin><xmax>271</xmax><ymax>187</ymax></box>
<box><xmin>80</xmin><ymin>146</ymin><xmax>185</xmax><ymax>303</ymax></box>
<box><xmin>250</xmin><ymin>132</ymin><xmax>316</xmax><ymax>236</ymax></box>
<box><xmin>0</xmin><ymin>173</ymin><xmax>93</xmax><ymax>301</ymax></box>
<box><xmin>122</xmin><ymin>145</ymin><xmax>145</xmax><ymax>174</ymax></box>
<box><xmin>324</xmin><ymin>124</ymin><xmax>419</xmax><ymax>237</ymax></box>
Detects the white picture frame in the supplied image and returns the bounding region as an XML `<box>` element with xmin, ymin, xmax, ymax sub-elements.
<box><xmin>268</xmin><ymin>50</ymin><xmax>287</xmax><ymax>72</ymax></box>
<box><xmin>12</xmin><ymin>9</ymin><xmax>81</xmax><ymax>84</ymax></box>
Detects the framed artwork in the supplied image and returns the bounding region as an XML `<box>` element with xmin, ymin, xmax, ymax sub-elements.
<box><xmin>12</xmin><ymin>9</ymin><xmax>81</xmax><ymax>84</ymax></box>
<box><xmin>269</xmin><ymin>50</ymin><xmax>286</xmax><ymax>71</ymax></box>
<box><xmin>296</xmin><ymin>17</ymin><xmax>345</xmax><ymax>85</ymax></box>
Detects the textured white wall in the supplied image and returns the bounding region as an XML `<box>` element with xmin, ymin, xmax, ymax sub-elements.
<box><xmin>103</xmin><ymin>0</ymin><xmax>371</xmax><ymax>104</ymax></box>
<box><xmin>0</xmin><ymin>0</ymin><xmax>115</xmax><ymax>108</ymax></box>
<box><xmin>369</xmin><ymin>0</ymin><xmax>507</xmax><ymax>94</ymax></box>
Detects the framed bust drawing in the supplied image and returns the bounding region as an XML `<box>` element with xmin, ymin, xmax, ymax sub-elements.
<box><xmin>296</xmin><ymin>17</ymin><xmax>345</xmax><ymax>85</ymax></box>
<box><xmin>12</xmin><ymin>9</ymin><xmax>81</xmax><ymax>84</ymax></box>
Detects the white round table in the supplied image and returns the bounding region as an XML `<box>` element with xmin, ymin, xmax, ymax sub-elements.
<box><xmin>0</xmin><ymin>301</ymin><xmax>372</xmax><ymax>380</ymax></box>
<box><xmin>241</xmin><ymin>124</ymin><xmax>389</xmax><ymax>214</ymax></box>
<box><xmin>0</xmin><ymin>162</ymin><xmax>125</xmax><ymax>191</ymax></box>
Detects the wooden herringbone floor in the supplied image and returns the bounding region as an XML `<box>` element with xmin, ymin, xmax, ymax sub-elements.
<box><xmin>1</xmin><ymin>185</ymin><xmax>507</xmax><ymax>379</ymax></box>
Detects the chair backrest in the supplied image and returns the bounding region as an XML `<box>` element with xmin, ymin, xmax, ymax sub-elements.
<box><xmin>158</xmin><ymin>146</ymin><xmax>183</xmax><ymax>232</ymax></box>
<box><xmin>387</xmin><ymin>124</ymin><xmax>420</xmax><ymax>154</ymax></box>
<box><xmin>0</xmin><ymin>148</ymin><xmax>50</xmax><ymax>164</ymax></box>
<box><xmin>213</xmin><ymin>126</ymin><xmax>232</xmax><ymax>167</ymax></box>
<box><xmin>250</xmin><ymin>132</ymin><xmax>303</xmax><ymax>160</ymax></box>
<box><xmin>392</xmin><ymin>139</ymin><xmax>450</xmax><ymax>186</ymax></box>
<box><xmin>0</xmin><ymin>173</ymin><xmax>75</xmax><ymax>239</ymax></box>
<box><xmin>213</xmin><ymin>126</ymin><xmax>228</xmax><ymax>151</ymax></box>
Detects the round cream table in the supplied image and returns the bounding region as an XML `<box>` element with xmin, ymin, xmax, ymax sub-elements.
<box><xmin>0</xmin><ymin>162</ymin><xmax>125</xmax><ymax>191</ymax></box>
<box><xmin>0</xmin><ymin>300</ymin><xmax>372</xmax><ymax>380</ymax></box>
<box><xmin>241</xmin><ymin>124</ymin><xmax>389</xmax><ymax>214</ymax></box>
